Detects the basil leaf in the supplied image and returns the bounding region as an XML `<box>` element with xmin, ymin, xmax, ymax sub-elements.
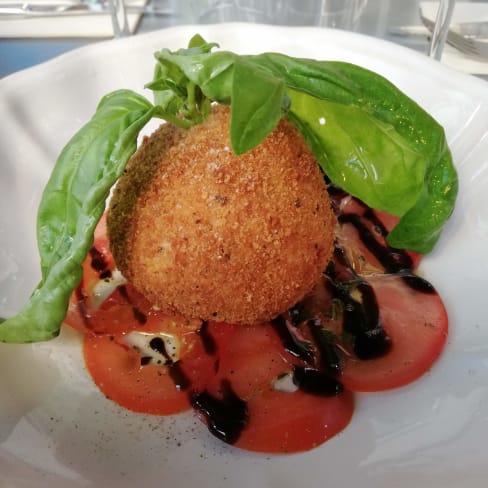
<box><xmin>150</xmin><ymin>46</ymin><xmax>233</xmax><ymax>125</ymax></box>
<box><xmin>386</xmin><ymin>147</ymin><xmax>458</xmax><ymax>253</ymax></box>
<box><xmin>287</xmin><ymin>91</ymin><xmax>457</xmax><ymax>253</ymax></box>
<box><xmin>153</xmin><ymin>48</ymin><xmax>236</xmax><ymax>103</ymax></box>
<box><xmin>0</xmin><ymin>90</ymin><xmax>154</xmax><ymax>343</ymax></box>
<box><xmin>230</xmin><ymin>58</ymin><xmax>284</xmax><ymax>154</ymax></box>
<box><xmin>244</xmin><ymin>54</ymin><xmax>457</xmax><ymax>253</ymax></box>
<box><xmin>187</xmin><ymin>33</ymin><xmax>219</xmax><ymax>52</ymax></box>
<box><xmin>286</xmin><ymin>90</ymin><xmax>427</xmax><ymax>216</ymax></box>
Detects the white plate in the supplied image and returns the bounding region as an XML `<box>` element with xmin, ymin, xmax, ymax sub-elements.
<box><xmin>1</xmin><ymin>24</ymin><xmax>488</xmax><ymax>488</ymax></box>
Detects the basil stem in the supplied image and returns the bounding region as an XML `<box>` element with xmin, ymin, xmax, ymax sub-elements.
<box><xmin>0</xmin><ymin>90</ymin><xmax>155</xmax><ymax>343</ymax></box>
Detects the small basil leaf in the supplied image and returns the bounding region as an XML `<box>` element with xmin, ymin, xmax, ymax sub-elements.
<box><xmin>154</xmin><ymin>48</ymin><xmax>236</xmax><ymax>102</ymax></box>
<box><xmin>187</xmin><ymin>33</ymin><xmax>219</xmax><ymax>52</ymax></box>
<box><xmin>230</xmin><ymin>58</ymin><xmax>284</xmax><ymax>154</ymax></box>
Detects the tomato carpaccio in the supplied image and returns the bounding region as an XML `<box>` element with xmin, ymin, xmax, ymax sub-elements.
<box><xmin>64</xmin><ymin>189</ymin><xmax>448</xmax><ymax>454</ymax></box>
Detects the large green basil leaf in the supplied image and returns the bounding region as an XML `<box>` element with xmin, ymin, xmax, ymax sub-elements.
<box><xmin>287</xmin><ymin>89</ymin><xmax>426</xmax><ymax>216</ymax></box>
<box><xmin>0</xmin><ymin>90</ymin><xmax>155</xmax><ymax>343</ymax></box>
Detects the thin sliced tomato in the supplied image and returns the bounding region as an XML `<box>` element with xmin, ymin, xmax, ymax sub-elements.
<box><xmin>64</xmin><ymin>213</ymin><xmax>132</xmax><ymax>334</ymax></box>
<box><xmin>334</xmin><ymin>194</ymin><xmax>421</xmax><ymax>274</ymax></box>
<box><xmin>194</xmin><ymin>323</ymin><xmax>353</xmax><ymax>453</ymax></box>
<box><xmin>239</xmin><ymin>388</ymin><xmax>354</xmax><ymax>453</ymax></box>
<box><xmin>66</xmin><ymin>283</ymin><xmax>153</xmax><ymax>335</ymax></box>
<box><xmin>211</xmin><ymin>323</ymin><xmax>291</xmax><ymax>400</ymax></box>
<box><xmin>83</xmin><ymin>315</ymin><xmax>228</xmax><ymax>415</ymax></box>
<box><xmin>340</xmin><ymin>274</ymin><xmax>448</xmax><ymax>392</ymax></box>
<box><xmin>65</xmin><ymin>213</ymin><xmax>156</xmax><ymax>335</ymax></box>
<box><xmin>81</xmin><ymin>212</ymin><xmax>116</xmax><ymax>293</ymax></box>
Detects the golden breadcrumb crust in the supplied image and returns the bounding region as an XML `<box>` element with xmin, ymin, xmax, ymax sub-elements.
<box><xmin>107</xmin><ymin>105</ymin><xmax>335</xmax><ymax>324</ymax></box>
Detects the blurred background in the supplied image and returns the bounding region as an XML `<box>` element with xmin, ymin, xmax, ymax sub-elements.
<box><xmin>0</xmin><ymin>0</ymin><xmax>487</xmax><ymax>77</ymax></box>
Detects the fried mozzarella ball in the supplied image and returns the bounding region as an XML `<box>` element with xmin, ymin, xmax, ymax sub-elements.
<box><xmin>107</xmin><ymin>105</ymin><xmax>335</xmax><ymax>324</ymax></box>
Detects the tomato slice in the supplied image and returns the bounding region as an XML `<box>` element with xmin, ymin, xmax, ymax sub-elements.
<box><xmin>80</xmin><ymin>212</ymin><xmax>116</xmax><ymax>294</ymax></box>
<box><xmin>64</xmin><ymin>213</ymin><xmax>129</xmax><ymax>334</ymax></box>
<box><xmin>192</xmin><ymin>323</ymin><xmax>354</xmax><ymax>453</ymax></box>
<box><xmin>340</xmin><ymin>274</ymin><xmax>448</xmax><ymax>392</ymax></box>
<box><xmin>66</xmin><ymin>283</ymin><xmax>154</xmax><ymax>335</ymax></box>
<box><xmin>66</xmin><ymin>197</ymin><xmax>449</xmax><ymax>454</ymax></box>
<box><xmin>65</xmin><ymin>213</ymin><xmax>156</xmax><ymax>335</ymax></box>
<box><xmin>333</xmin><ymin>194</ymin><xmax>421</xmax><ymax>274</ymax></box>
<box><xmin>83</xmin><ymin>315</ymin><xmax>227</xmax><ymax>415</ymax></box>
<box><xmin>239</xmin><ymin>388</ymin><xmax>354</xmax><ymax>453</ymax></box>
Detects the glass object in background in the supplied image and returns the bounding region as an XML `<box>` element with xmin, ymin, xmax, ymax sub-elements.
<box><xmin>197</xmin><ymin>0</ymin><xmax>276</xmax><ymax>23</ymax></box>
<box><xmin>109</xmin><ymin>0</ymin><xmax>130</xmax><ymax>37</ymax></box>
<box><xmin>428</xmin><ymin>0</ymin><xmax>456</xmax><ymax>60</ymax></box>
<box><xmin>282</xmin><ymin>0</ymin><xmax>369</xmax><ymax>29</ymax></box>
<box><xmin>194</xmin><ymin>0</ymin><xmax>368</xmax><ymax>30</ymax></box>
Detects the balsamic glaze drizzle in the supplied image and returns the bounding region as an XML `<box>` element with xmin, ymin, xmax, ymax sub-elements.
<box><xmin>149</xmin><ymin>337</ymin><xmax>173</xmax><ymax>362</ymax></box>
<box><xmin>89</xmin><ymin>246</ymin><xmax>109</xmax><ymax>273</ymax></box>
<box><xmin>197</xmin><ymin>320</ymin><xmax>217</xmax><ymax>355</ymax></box>
<box><xmin>149</xmin><ymin>337</ymin><xmax>191</xmax><ymax>391</ymax></box>
<box><xmin>292</xmin><ymin>366</ymin><xmax>343</xmax><ymax>396</ymax></box>
<box><xmin>327</xmin><ymin>273</ymin><xmax>391</xmax><ymax>360</ymax></box>
<box><xmin>75</xmin><ymin>284</ymin><xmax>91</xmax><ymax>326</ymax></box>
<box><xmin>306</xmin><ymin>318</ymin><xmax>342</xmax><ymax>376</ymax></box>
<box><xmin>271</xmin><ymin>315</ymin><xmax>314</xmax><ymax>363</ymax></box>
<box><xmin>337</xmin><ymin>198</ymin><xmax>436</xmax><ymax>294</ymax></box>
<box><xmin>191</xmin><ymin>379</ymin><xmax>248</xmax><ymax>444</ymax></box>
<box><xmin>315</xmin><ymin>188</ymin><xmax>439</xmax><ymax>361</ymax></box>
<box><xmin>118</xmin><ymin>284</ymin><xmax>147</xmax><ymax>325</ymax></box>
<box><xmin>338</xmin><ymin>212</ymin><xmax>413</xmax><ymax>274</ymax></box>
<box><xmin>168</xmin><ymin>362</ymin><xmax>191</xmax><ymax>391</ymax></box>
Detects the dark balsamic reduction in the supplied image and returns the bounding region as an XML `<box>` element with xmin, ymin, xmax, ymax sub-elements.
<box><xmin>89</xmin><ymin>246</ymin><xmax>112</xmax><ymax>280</ymax></box>
<box><xmin>75</xmin><ymin>284</ymin><xmax>91</xmax><ymax>325</ymax></box>
<box><xmin>400</xmin><ymin>273</ymin><xmax>436</xmax><ymax>293</ymax></box>
<box><xmin>337</xmin><ymin>200</ymin><xmax>436</xmax><ymax>295</ymax></box>
<box><xmin>338</xmin><ymin>213</ymin><xmax>413</xmax><ymax>274</ymax></box>
<box><xmin>288</xmin><ymin>302</ymin><xmax>310</xmax><ymax>327</ymax></box>
<box><xmin>118</xmin><ymin>285</ymin><xmax>147</xmax><ymax>325</ymax></box>
<box><xmin>89</xmin><ymin>246</ymin><xmax>108</xmax><ymax>272</ymax></box>
<box><xmin>149</xmin><ymin>337</ymin><xmax>191</xmax><ymax>391</ymax></box>
<box><xmin>292</xmin><ymin>366</ymin><xmax>343</xmax><ymax>396</ymax></box>
<box><xmin>132</xmin><ymin>307</ymin><xmax>147</xmax><ymax>325</ymax></box>
<box><xmin>149</xmin><ymin>337</ymin><xmax>173</xmax><ymax>362</ymax></box>
<box><xmin>271</xmin><ymin>315</ymin><xmax>314</xmax><ymax>363</ymax></box>
<box><xmin>168</xmin><ymin>362</ymin><xmax>191</xmax><ymax>391</ymax></box>
<box><xmin>324</xmin><ymin>265</ymin><xmax>391</xmax><ymax>360</ymax></box>
<box><xmin>197</xmin><ymin>320</ymin><xmax>217</xmax><ymax>355</ymax></box>
<box><xmin>99</xmin><ymin>270</ymin><xmax>112</xmax><ymax>280</ymax></box>
<box><xmin>307</xmin><ymin>318</ymin><xmax>342</xmax><ymax>376</ymax></box>
<box><xmin>342</xmin><ymin>280</ymin><xmax>391</xmax><ymax>360</ymax></box>
<box><xmin>271</xmin><ymin>312</ymin><xmax>345</xmax><ymax>398</ymax></box>
<box><xmin>191</xmin><ymin>379</ymin><xmax>249</xmax><ymax>444</ymax></box>
<box><xmin>140</xmin><ymin>356</ymin><xmax>152</xmax><ymax>366</ymax></box>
